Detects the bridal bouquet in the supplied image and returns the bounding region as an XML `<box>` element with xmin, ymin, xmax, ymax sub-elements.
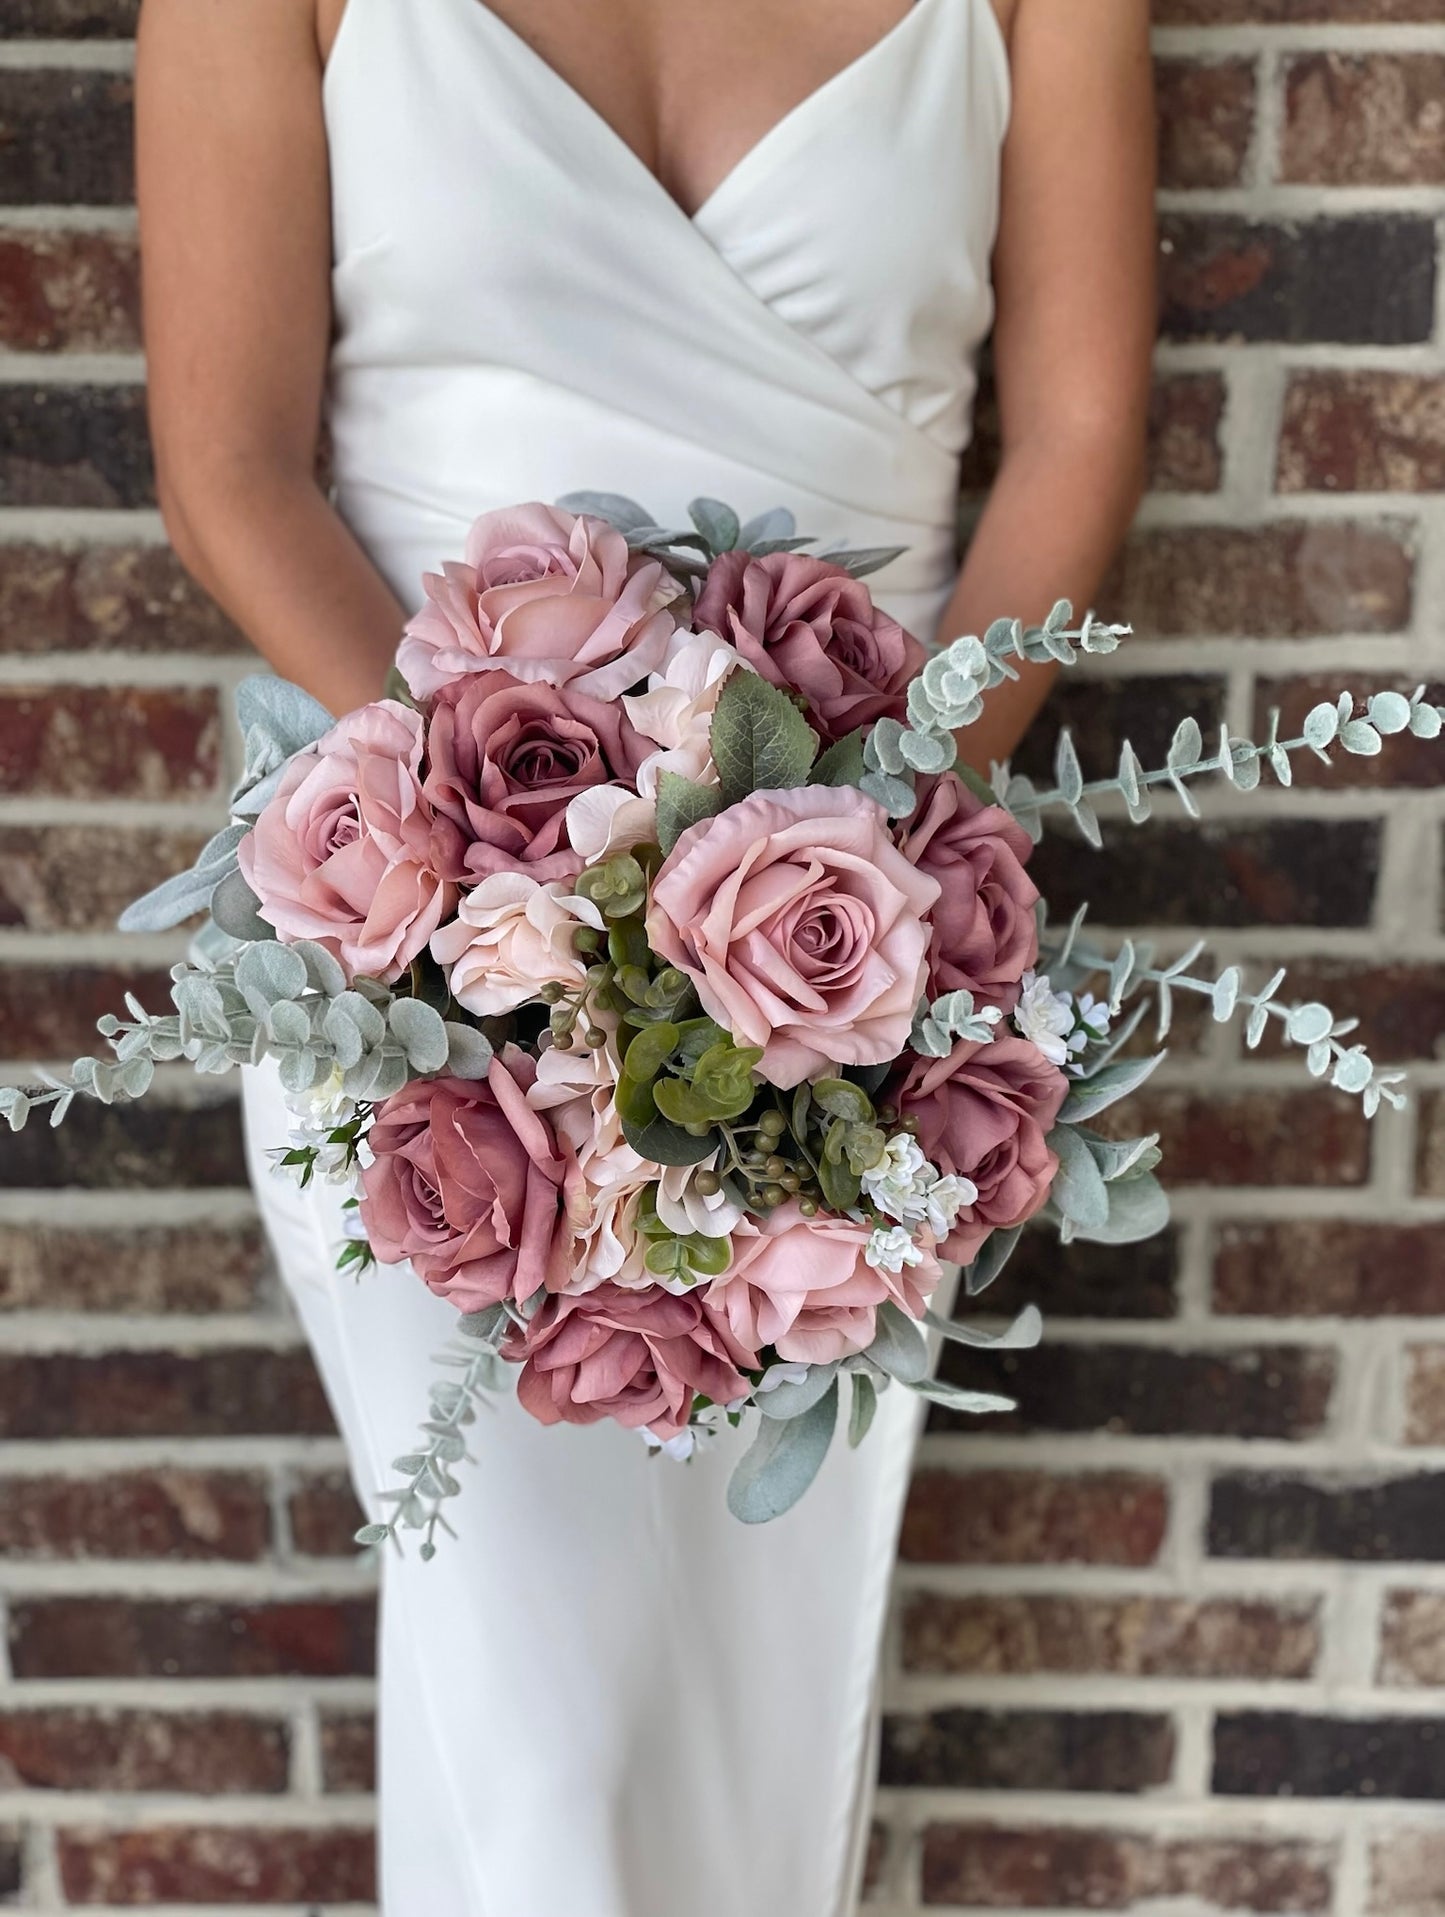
<box><xmin>6</xmin><ymin>495</ymin><xmax>1438</xmax><ymax>1544</ymax></box>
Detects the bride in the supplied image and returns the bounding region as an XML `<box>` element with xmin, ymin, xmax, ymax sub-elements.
<box><xmin>134</xmin><ymin>2</ymin><xmax>1155</xmax><ymax>1911</ymax></box>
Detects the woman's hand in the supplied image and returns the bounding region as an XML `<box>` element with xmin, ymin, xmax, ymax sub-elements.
<box><xmin>945</xmin><ymin>0</ymin><xmax>1157</xmax><ymax>774</ymax></box>
<box><xmin>136</xmin><ymin>0</ymin><xmax>408</xmax><ymax>719</ymax></box>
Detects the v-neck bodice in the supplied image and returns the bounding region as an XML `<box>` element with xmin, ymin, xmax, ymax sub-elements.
<box><xmin>321</xmin><ymin>0</ymin><xmax>1010</xmax><ymax>643</ymax></box>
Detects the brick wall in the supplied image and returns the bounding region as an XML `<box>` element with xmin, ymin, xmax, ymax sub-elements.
<box><xmin>0</xmin><ymin>2</ymin><xmax>1441</xmax><ymax>1912</ymax></box>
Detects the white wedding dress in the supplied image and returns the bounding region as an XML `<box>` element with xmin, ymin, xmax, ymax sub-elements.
<box><xmin>239</xmin><ymin>2</ymin><xmax>1009</xmax><ymax>1910</ymax></box>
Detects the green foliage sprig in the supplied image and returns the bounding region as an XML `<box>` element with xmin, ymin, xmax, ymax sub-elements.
<box><xmin>555</xmin><ymin>492</ymin><xmax>905</xmax><ymax>583</ymax></box>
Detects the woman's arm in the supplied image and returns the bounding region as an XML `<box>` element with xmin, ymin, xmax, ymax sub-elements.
<box><xmin>136</xmin><ymin>0</ymin><xmax>405</xmax><ymax>718</ymax></box>
<box><xmin>944</xmin><ymin>0</ymin><xmax>1157</xmax><ymax>773</ymax></box>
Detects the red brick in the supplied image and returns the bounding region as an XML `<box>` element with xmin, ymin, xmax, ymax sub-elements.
<box><xmin>0</xmin><ymin>1223</ymin><xmax>267</xmax><ymax>1314</ymax></box>
<box><xmin>0</xmin><ymin>1709</ymin><xmax>288</xmax><ymax>1793</ymax></box>
<box><xmin>1419</xmin><ymin>1092</ymin><xmax>1445</xmax><ymax>1197</ymax></box>
<box><xmin>0</xmin><ymin>1469</ymin><xmax>269</xmax><ymax>1561</ymax></box>
<box><xmin>1216</xmin><ymin>1223</ymin><xmax>1445</xmax><ymax>1317</ymax></box>
<box><xmin>1379</xmin><ymin>1591</ymin><xmax>1445</xmax><ymax>1687</ymax></box>
<box><xmin>1</xmin><ymin>1095</ymin><xmax>246</xmax><ymax>1190</ymax></box>
<box><xmin>1284</xmin><ymin>54</ymin><xmax>1445</xmax><ymax>187</ymax></box>
<box><xmin>1369</xmin><ymin>1828</ymin><xmax>1445</xmax><ymax>1914</ymax></box>
<box><xmin>0</xmin><ymin>228</ymin><xmax>138</xmax><ymax>352</ymax></box>
<box><xmin>1147</xmin><ymin>373</ymin><xmax>1226</xmax><ymax>492</ymax></box>
<box><xmin>1157</xmin><ymin>58</ymin><xmax>1256</xmax><ymax>191</ymax></box>
<box><xmin>1255</xmin><ymin>675</ymin><xmax>1445</xmax><ymax>788</ymax></box>
<box><xmin>0</xmin><ymin>543</ymin><xmax>244</xmax><ymax>655</ymax></box>
<box><xmin>1159</xmin><ymin>1</ymin><xmax>1445</xmax><ymax>17</ymax></box>
<box><xmin>0</xmin><ymin>384</ymin><xmax>152</xmax><ymax>508</ymax></box>
<box><xmin>0</xmin><ymin>72</ymin><xmax>133</xmax><ymax>207</ymax></box>
<box><xmin>0</xmin><ymin>963</ymin><xmax>174</xmax><ymax>1059</ymax></box>
<box><xmin>1248</xmin><ymin>961</ymin><xmax>1445</xmax><ymax>1061</ymax></box>
<box><xmin>289</xmin><ymin>1472</ymin><xmax>367</xmax><ymax>1558</ymax></box>
<box><xmin>0</xmin><ymin>825</ymin><xmax>209</xmax><ymax>933</ymax></box>
<box><xmin>902</xmin><ymin>1593</ymin><xmax>1320</xmax><ymax>1678</ymax></box>
<box><xmin>1404</xmin><ymin>1346</ymin><xmax>1445</xmax><ymax>1445</ymax></box>
<box><xmin>0</xmin><ymin>1351</ymin><xmax>333</xmax><ymax>1440</ymax></box>
<box><xmin>0</xmin><ymin>1</ymin><xmax>137</xmax><ymax>31</ymax></box>
<box><xmin>320</xmin><ymin>1712</ymin><xmax>376</xmax><ymax>1794</ymax></box>
<box><xmin>899</xmin><ymin>1470</ymin><xmax>1169</xmax><ymax>1567</ymax></box>
<box><xmin>57</xmin><ymin>1825</ymin><xmax>375</xmax><ymax>1906</ymax></box>
<box><xmin>883</xmin><ymin>1710</ymin><xmax>1175</xmax><ymax>1793</ymax></box>
<box><xmin>1280</xmin><ymin>374</ymin><xmax>1445</xmax><ymax>493</ymax></box>
<box><xmin>0</xmin><ymin>686</ymin><xmax>220</xmax><ymax>799</ymax></box>
<box><xmin>1103</xmin><ymin>523</ymin><xmax>1415</xmax><ymax>637</ymax></box>
<box><xmin>9</xmin><ymin>1597</ymin><xmax>376</xmax><ymax>1679</ymax></box>
<box><xmin>1159</xmin><ymin>214</ymin><xmax>1437</xmax><ymax>347</ymax></box>
<box><xmin>921</xmin><ymin>1825</ymin><xmax>1333</xmax><ymax>1911</ymax></box>
<box><xmin>1106</xmin><ymin>1088</ymin><xmax>1371</xmax><ymax>1187</ymax></box>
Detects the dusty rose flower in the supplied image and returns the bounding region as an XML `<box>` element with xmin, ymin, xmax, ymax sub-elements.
<box><xmin>238</xmin><ymin>700</ymin><xmax>451</xmax><ymax>982</ymax></box>
<box><xmin>422</xmin><ymin>672</ymin><xmax>648</xmax><ymax>884</ymax></box>
<box><xmin>706</xmin><ymin>1202</ymin><xmax>941</xmax><ymax>1365</ymax></box>
<box><xmin>358</xmin><ymin>1056</ymin><xmax>578</xmax><ymax>1309</ymax></box>
<box><xmin>647</xmin><ymin>785</ymin><xmax>939</xmax><ymax>1089</ymax></box>
<box><xmin>693</xmin><ymin>549</ymin><xmax>925</xmax><ymax>743</ymax></box>
<box><xmin>894</xmin><ymin>1035</ymin><xmax>1069</xmax><ymax>1265</ymax></box>
<box><xmin>505</xmin><ymin>1283</ymin><xmax>756</xmax><ymax>1441</ymax></box>
<box><xmin>900</xmin><ymin>772</ymin><xmax>1040</xmax><ymax>1010</ymax></box>
<box><xmin>430</xmin><ymin>873</ymin><xmax>603</xmax><ymax>1017</ymax></box>
<box><xmin>397</xmin><ymin>503</ymin><xmax>680</xmax><ymax>701</ymax></box>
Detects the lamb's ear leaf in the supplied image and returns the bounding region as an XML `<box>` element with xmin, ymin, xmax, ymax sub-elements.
<box><xmin>848</xmin><ymin>1371</ymin><xmax>878</xmax><ymax>1447</ymax></box>
<box><xmin>555</xmin><ymin>490</ymin><xmax>656</xmax><ymax>535</ymax></box>
<box><xmin>709</xmin><ymin>672</ymin><xmax>820</xmax><ymax>805</ymax></box>
<box><xmin>865</xmin><ymin>1301</ymin><xmax>930</xmax><ymax>1385</ymax></box>
<box><xmin>1067</xmin><ymin>1170</ymin><xmax>1171</xmax><ymax>1245</ymax></box>
<box><xmin>654</xmin><ymin>772</ymin><xmax>727</xmax><ymax>856</ymax></box>
<box><xmin>727</xmin><ymin>1381</ymin><xmax>839</xmax><ymax>1523</ymax></box>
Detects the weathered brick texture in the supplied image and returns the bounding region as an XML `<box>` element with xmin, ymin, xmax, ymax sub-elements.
<box><xmin>2</xmin><ymin>10</ymin><xmax>1442</xmax><ymax>1916</ymax></box>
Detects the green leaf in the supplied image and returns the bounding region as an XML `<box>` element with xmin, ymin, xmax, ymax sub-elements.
<box><xmin>619</xmin><ymin>1099</ymin><xmax>720</xmax><ymax>1166</ymax></box>
<box><xmin>848</xmin><ymin>1371</ymin><xmax>878</xmax><ymax>1447</ymax></box>
<box><xmin>727</xmin><ymin>1382</ymin><xmax>839</xmax><ymax>1523</ymax></box>
<box><xmin>1048</xmin><ymin>1124</ymin><xmax>1111</xmax><ymax>1231</ymax></box>
<box><xmin>812</xmin><ymin>729</ymin><xmax>867</xmax><ymax>788</ymax></box>
<box><xmin>622</xmin><ymin>1022</ymin><xmax>681</xmax><ymax>1084</ymax></box>
<box><xmin>653</xmin><ymin>1075</ymin><xmax>723</xmax><ymax>1126</ymax></box>
<box><xmin>654</xmin><ymin>771</ymin><xmax>727</xmax><ymax>855</ymax></box>
<box><xmin>382</xmin><ymin>664</ymin><xmax>418</xmax><ymax>709</ymax></box>
<box><xmin>758</xmin><ymin>1361</ymin><xmax>840</xmax><ymax>1420</ymax></box>
<box><xmin>709</xmin><ymin>672</ymin><xmax>820</xmax><ymax>805</ymax></box>
<box><xmin>909</xmin><ymin>1380</ymin><xmax>1016</xmax><ymax>1417</ymax></box>
<box><xmin>811</xmin><ymin>1077</ymin><xmax>875</xmax><ymax>1124</ymax></box>
<box><xmin>817</xmin><ymin>1136</ymin><xmax>862</xmax><ymax>1211</ymax></box>
<box><xmin>964</xmin><ymin>1223</ymin><xmax>1024</xmax><ymax>1297</ymax></box>
<box><xmin>1057</xmin><ymin>1050</ymin><xmax>1165</xmax><ymax>1126</ymax></box>
<box><xmin>689</xmin><ymin>496</ymin><xmax>741</xmax><ymax>552</ymax></box>
<box><xmin>1067</xmin><ymin>1168</ymin><xmax>1171</xmax><ymax>1245</ymax></box>
<box><xmin>865</xmin><ymin>1301</ymin><xmax>929</xmax><ymax>1384</ymax></box>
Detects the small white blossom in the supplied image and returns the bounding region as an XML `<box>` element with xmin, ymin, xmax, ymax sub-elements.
<box><xmin>866</xmin><ymin>1225</ymin><xmax>925</xmax><ymax>1274</ymax></box>
<box><xmin>1013</xmin><ymin>970</ymin><xmax>1076</xmax><ymax>1067</ymax></box>
<box><xmin>640</xmin><ymin>1426</ymin><xmax>700</xmax><ymax>1461</ymax></box>
<box><xmin>860</xmin><ymin>1134</ymin><xmax>933</xmax><ymax>1223</ymax></box>
<box><xmin>923</xmin><ymin>1172</ymin><xmax>977</xmax><ymax>1238</ymax></box>
<box><xmin>756</xmin><ymin>1361</ymin><xmax>813</xmax><ymax>1395</ymax></box>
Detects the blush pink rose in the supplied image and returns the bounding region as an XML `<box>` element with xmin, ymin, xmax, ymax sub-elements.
<box><xmin>396</xmin><ymin>503</ymin><xmax>680</xmax><ymax>701</ymax></box>
<box><xmin>358</xmin><ymin>1056</ymin><xmax>579</xmax><ymax>1309</ymax></box>
<box><xmin>504</xmin><ymin>1283</ymin><xmax>756</xmax><ymax>1441</ymax></box>
<box><xmin>647</xmin><ymin>785</ymin><xmax>939</xmax><ymax>1089</ymax></box>
<box><xmin>894</xmin><ymin>1036</ymin><xmax>1069</xmax><ymax>1266</ymax></box>
<box><xmin>692</xmin><ymin>550</ymin><xmax>926</xmax><ymax>744</ymax></box>
<box><xmin>422</xmin><ymin>672</ymin><xmax>649</xmax><ymax>883</ymax></box>
<box><xmin>899</xmin><ymin>772</ymin><xmax>1040</xmax><ymax>1011</ymax></box>
<box><xmin>706</xmin><ymin>1202</ymin><xmax>941</xmax><ymax>1365</ymax></box>
<box><xmin>238</xmin><ymin>700</ymin><xmax>452</xmax><ymax>982</ymax></box>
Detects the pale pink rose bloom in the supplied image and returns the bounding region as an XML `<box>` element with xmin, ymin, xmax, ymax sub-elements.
<box><xmin>646</xmin><ymin>785</ymin><xmax>940</xmax><ymax>1089</ymax></box>
<box><xmin>693</xmin><ymin>549</ymin><xmax>926</xmax><ymax>744</ymax></box>
<box><xmin>564</xmin><ymin>628</ymin><xmax>743</xmax><ymax>863</ymax></box>
<box><xmin>654</xmin><ymin>1158</ymin><xmax>743</xmax><ymax>1240</ymax></box>
<box><xmin>422</xmin><ymin>672</ymin><xmax>648</xmax><ymax>885</ymax></box>
<box><xmin>894</xmin><ymin>1035</ymin><xmax>1070</xmax><ymax>1266</ymax></box>
<box><xmin>357</xmin><ymin>1055</ymin><xmax>580</xmax><ymax>1309</ymax></box>
<box><xmin>238</xmin><ymin>700</ymin><xmax>451</xmax><ymax>983</ymax></box>
<box><xmin>899</xmin><ymin>773</ymin><xmax>1040</xmax><ymax>1011</ymax></box>
<box><xmin>504</xmin><ymin>1282</ymin><xmax>756</xmax><ymax>1441</ymax></box>
<box><xmin>706</xmin><ymin>1202</ymin><xmax>941</xmax><ymax>1365</ymax></box>
<box><xmin>527</xmin><ymin>1028</ymin><xmax>641</xmax><ymax>1189</ymax></box>
<box><xmin>396</xmin><ymin>503</ymin><xmax>681</xmax><ymax>701</ymax></box>
<box><xmin>431</xmin><ymin>874</ymin><xmax>603</xmax><ymax>1018</ymax></box>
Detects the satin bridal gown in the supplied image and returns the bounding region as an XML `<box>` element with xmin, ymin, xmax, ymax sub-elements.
<box><xmin>238</xmin><ymin>1</ymin><xmax>1010</xmax><ymax>1910</ymax></box>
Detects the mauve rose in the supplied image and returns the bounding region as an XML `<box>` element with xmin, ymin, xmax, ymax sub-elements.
<box><xmin>358</xmin><ymin>1056</ymin><xmax>579</xmax><ymax>1310</ymax></box>
<box><xmin>504</xmin><ymin>1283</ymin><xmax>756</xmax><ymax>1441</ymax></box>
<box><xmin>238</xmin><ymin>700</ymin><xmax>451</xmax><ymax>982</ymax></box>
<box><xmin>900</xmin><ymin>772</ymin><xmax>1040</xmax><ymax>1011</ymax></box>
<box><xmin>894</xmin><ymin>1035</ymin><xmax>1069</xmax><ymax>1266</ymax></box>
<box><xmin>647</xmin><ymin>785</ymin><xmax>939</xmax><ymax>1089</ymax></box>
<box><xmin>422</xmin><ymin>672</ymin><xmax>648</xmax><ymax>883</ymax></box>
<box><xmin>396</xmin><ymin>503</ymin><xmax>680</xmax><ymax>701</ymax></box>
<box><xmin>692</xmin><ymin>549</ymin><xmax>925</xmax><ymax>743</ymax></box>
<box><xmin>706</xmin><ymin>1202</ymin><xmax>941</xmax><ymax>1365</ymax></box>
